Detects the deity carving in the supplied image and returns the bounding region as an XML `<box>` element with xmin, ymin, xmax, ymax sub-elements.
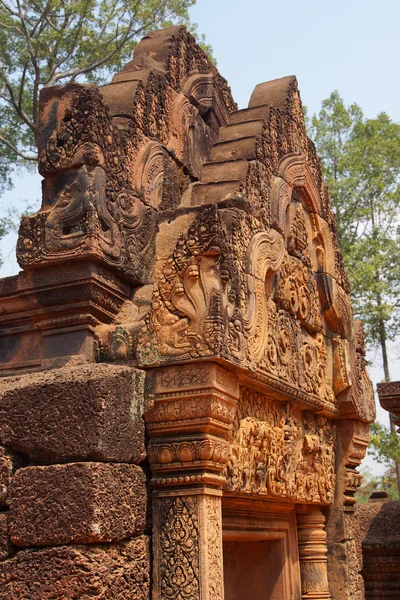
<box><xmin>224</xmin><ymin>389</ymin><xmax>336</xmax><ymax>504</ymax></box>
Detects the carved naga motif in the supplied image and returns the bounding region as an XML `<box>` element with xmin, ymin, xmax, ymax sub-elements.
<box><xmin>138</xmin><ymin>205</ymin><xmax>239</xmax><ymax>363</ymax></box>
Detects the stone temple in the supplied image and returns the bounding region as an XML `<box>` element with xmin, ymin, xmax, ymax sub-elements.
<box><xmin>0</xmin><ymin>26</ymin><xmax>382</xmax><ymax>599</ymax></box>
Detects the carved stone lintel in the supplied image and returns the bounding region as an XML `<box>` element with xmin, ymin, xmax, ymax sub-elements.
<box><xmin>377</xmin><ymin>380</ymin><xmax>400</xmax><ymax>430</ymax></box>
<box><xmin>297</xmin><ymin>506</ymin><xmax>331</xmax><ymax>600</ymax></box>
<box><xmin>153</xmin><ymin>490</ymin><xmax>223</xmax><ymax>600</ymax></box>
<box><xmin>224</xmin><ymin>388</ymin><xmax>336</xmax><ymax>505</ymax></box>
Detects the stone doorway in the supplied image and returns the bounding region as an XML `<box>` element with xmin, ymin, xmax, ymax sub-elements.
<box><xmin>222</xmin><ymin>498</ymin><xmax>302</xmax><ymax>600</ymax></box>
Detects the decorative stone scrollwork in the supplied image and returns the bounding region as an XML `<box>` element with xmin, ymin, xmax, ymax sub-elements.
<box><xmin>243</xmin><ymin>229</ymin><xmax>285</xmax><ymax>363</ymax></box>
<box><xmin>158</xmin><ymin>496</ymin><xmax>200</xmax><ymax>600</ymax></box>
<box><xmin>134</xmin><ymin>142</ymin><xmax>168</xmax><ymax>210</ymax></box>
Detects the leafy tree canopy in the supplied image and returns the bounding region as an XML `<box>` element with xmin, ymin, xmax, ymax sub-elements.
<box><xmin>311</xmin><ymin>92</ymin><xmax>400</xmax><ymax>495</ymax></box>
<box><xmin>310</xmin><ymin>92</ymin><xmax>400</xmax><ymax>357</ymax></box>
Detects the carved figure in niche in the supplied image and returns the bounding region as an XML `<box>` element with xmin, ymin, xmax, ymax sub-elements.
<box><xmin>17</xmin><ymin>82</ymin><xmax>158</xmax><ymax>281</ymax></box>
<box><xmin>168</xmin><ymin>95</ymin><xmax>217</xmax><ymax>180</ymax></box>
<box><xmin>224</xmin><ymin>389</ymin><xmax>336</xmax><ymax>504</ymax></box>
<box><xmin>46</xmin><ymin>166</ymin><xmax>121</xmax><ymax>256</ymax></box>
<box><xmin>288</xmin><ymin>203</ymin><xmax>312</xmax><ymax>267</ymax></box>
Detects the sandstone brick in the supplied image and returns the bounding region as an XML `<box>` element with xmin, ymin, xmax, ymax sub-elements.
<box><xmin>0</xmin><ymin>513</ymin><xmax>13</xmax><ymax>560</ymax></box>
<box><xmin>9</xmin><ymin>463</ymin><xmax>146</xmax><ymax>547</ymax></box>
<box><xmin>0</xmin><ymin>535</ymin><xmax>150</xmax><ymax>599</ymax></box>
<box><xmin>0</xmin><ymin>364</ymin><xmax>147</xmax><ymax>464</ymax></box>
<box><xmin>0</xmin><ymin>446</ymin><xmax>22</xmax><ymax>507</ymax></box>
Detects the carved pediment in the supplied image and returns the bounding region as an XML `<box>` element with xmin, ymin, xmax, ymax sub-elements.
<box><xmin>17</xmin><ymin>27</ymin><xmax>236</xmax><ymax>282</ymax></box>
<box><xmin>11</xmin><ymin>24</ymin><xmax>372</xmax><ymax>423</ymax></box>
<box><xmin>130</xmin><ymin>71</ymin><xmax>373</xmax><ymax>423</ymax></box>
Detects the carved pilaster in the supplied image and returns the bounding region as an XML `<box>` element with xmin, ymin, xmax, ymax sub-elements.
<box><xmin>146</xmin><ymin>362</ymin><xmax>239</xmax><ymax>600</ymax></box>
<box><xmin>297</xmin><ymin>506</ymin><xmax>331</xmax><ymax>600</ymax></box>
<box><xmin>153</xmin><ymin>491</ymin><xmax>223</xmax><ymax>600</ymax></box>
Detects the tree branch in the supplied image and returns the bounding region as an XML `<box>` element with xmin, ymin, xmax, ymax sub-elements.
<box><xmin>0</xmin><ymin>66</ymin><xmax>36</xmax><ymax>132</ymax></box>
<box><xmin>0</xmin><ymin>133</ymin><xmax>38</xmax><ymax>161</ymax></box>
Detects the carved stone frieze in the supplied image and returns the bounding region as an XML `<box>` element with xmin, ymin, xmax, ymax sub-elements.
<box><xmin>224</xmin><ymin>389</ymin><xmax>336</xmax><ymax>504</ymax></box>
<box><xmin>147</xmin><ymin>438</ymin><xmax>230</xmax><ymax>475</ymax></box>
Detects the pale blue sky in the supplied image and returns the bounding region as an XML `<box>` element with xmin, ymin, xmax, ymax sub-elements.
<box><xmin>190</xmin><ymin>0</ymin><xmax>400</xmax><ymax>121</ymax></box>
<box><xmin>1</xmin><ymin>0</ymin><xmax>400</xmax><ymax>470</ymax></box>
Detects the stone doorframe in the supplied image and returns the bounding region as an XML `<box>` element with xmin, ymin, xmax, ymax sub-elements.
<box><xmin>222</xmin><ymin>496</ymin><xmax>301</xmax><ymax>600</ymax></box>
<box><xmin>145</xmin><ymin>362</ymin><xmax>332</xmax><ymax>600</ymax></box>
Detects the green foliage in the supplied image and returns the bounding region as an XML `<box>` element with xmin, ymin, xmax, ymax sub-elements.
<box><xmin>356</xmin><ymin>465</ymin><xmax>399</xmax><ymax>503</ymax></box>
<box><xmin>0</xmin><ymin>0</ymin><xmax>206</xmax><ymax>173</ymax></box>
<box><xmin>310</xmin><ymin>92</ymin><xmax>400</xmax><ymax>351</ymax></box>
<box><xmin>369</xmin><ymin>421</ymin><xmax>400</xmax><ymax>466</ymax></box>
<box><xmin>0</xmin><ymin>207</ymin><xmax>18</xmax><ymax>266</ymax></box>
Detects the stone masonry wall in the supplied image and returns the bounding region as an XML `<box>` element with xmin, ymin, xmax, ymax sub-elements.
<box><xmin>0</xmin><ymin>364</ymin><xmax>150</xmax><ymax>599</ymax></box>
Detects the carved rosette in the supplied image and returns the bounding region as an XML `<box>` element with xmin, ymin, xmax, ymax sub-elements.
<box><xmin>297</xmin><ymin>506</ymin><xmax>332</xmax><ymax>599</ymax></box>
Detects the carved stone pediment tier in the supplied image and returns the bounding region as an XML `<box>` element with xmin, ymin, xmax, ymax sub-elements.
<box><xmin>377</xmin><ymin>380</ymin><xmax>400</xmax><ymax>429</ymax></box>
<box><xmin>17</xmin><ymin>27</ymin><xmax>236</xmax><ymax>284</ymax></box>
<box><xmin>137</xmin><ymin>198</ymin><xmax>373</xmax><ymax>423</ymax></box>
<box><xmin>134</xmin><ymin>73</ymin><xmax>374</xmax><ymax>427</ymax></box>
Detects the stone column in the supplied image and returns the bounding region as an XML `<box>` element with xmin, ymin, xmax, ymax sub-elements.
<box><xmin>296</xmin><ymin>506</ymin><xmax>331</xmax><ymax>600</ymax></box>
<box><xmin>145</xmin><ymin>362</ymin><xmax>239</xmax><ymax>600</ymax></box>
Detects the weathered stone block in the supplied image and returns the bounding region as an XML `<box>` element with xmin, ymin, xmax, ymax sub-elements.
<box><xmin>0</xmin><ymin>364</ymin><xmax>147</xmax><ymax>464</ymax></box>
<box><xmin>0</xmin><ymin>446</ymin><xmax>22</xmax><ymax>507</ymax></box>
<box><xmin>0</xmin><ymin>536</ymin><xmax>150</xmax><ymax>599</ymax></box>
<box><xmin>9</xmin><ymin>463</ymin><xmax>146</xmax><ymax>547</ymax></box>
<box><xmin>0</xmin><ymin>514</ymin><xmax>13</xmax><ymax>560</ymax></box>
